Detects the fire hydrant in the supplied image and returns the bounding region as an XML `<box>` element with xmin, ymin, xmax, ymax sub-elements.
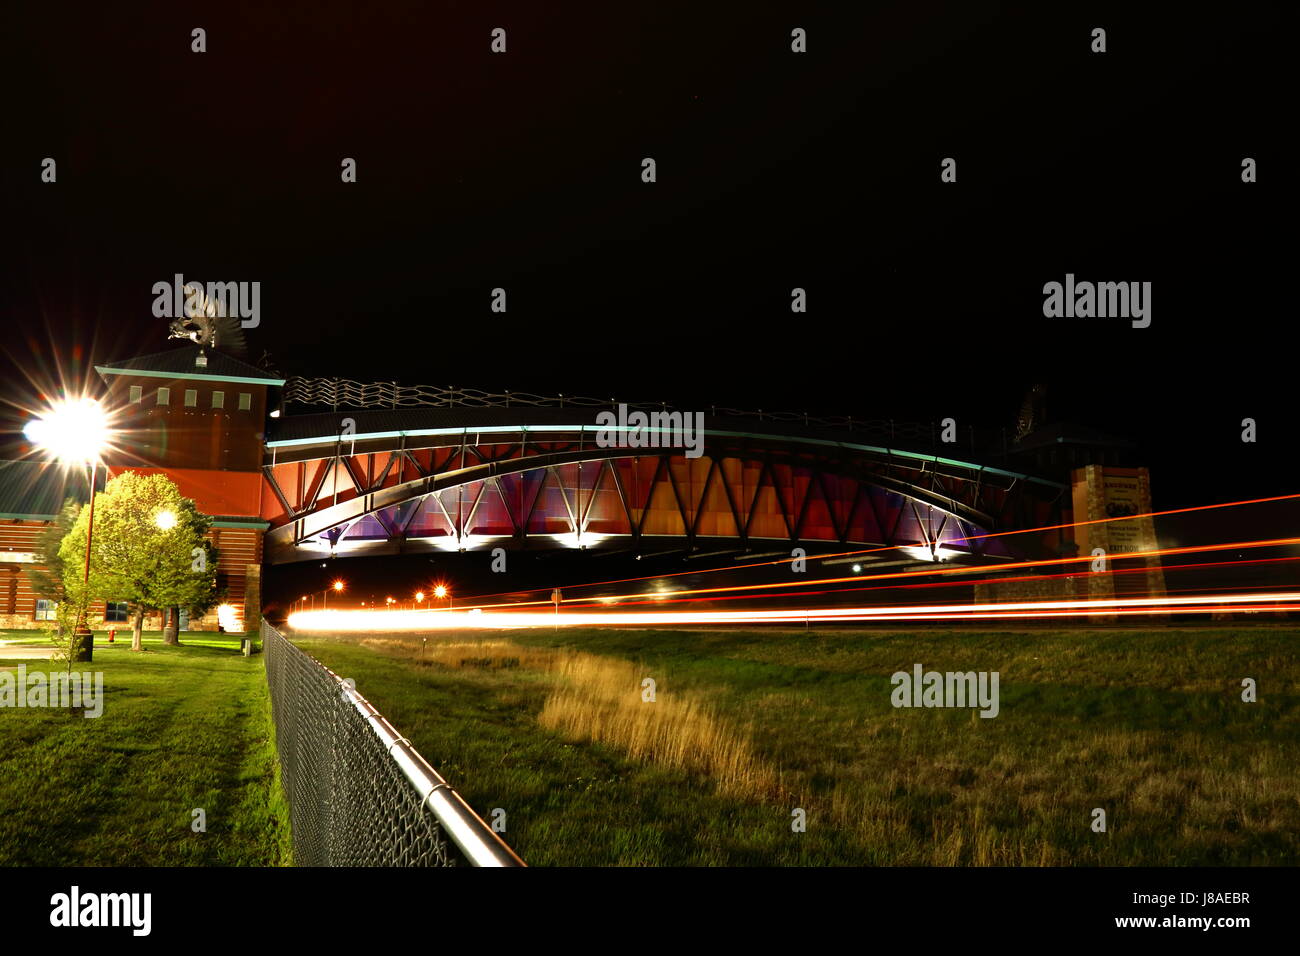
<box><xmin>107</xmin><ymin>629</ymin><xmax>116</xmax><ymax>643</ymax></box>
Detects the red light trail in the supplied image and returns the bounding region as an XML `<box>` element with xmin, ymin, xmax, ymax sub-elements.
<box><xmin>285</xmin><ymin>490</ymin><xmax>1299</xmax><ymax>632</ymax></box>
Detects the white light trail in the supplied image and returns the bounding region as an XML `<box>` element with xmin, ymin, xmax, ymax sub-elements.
<box><xmin>286</xmin><ymin>591</ymin><xmax>1300</xmax><ymax>632</ymax></box>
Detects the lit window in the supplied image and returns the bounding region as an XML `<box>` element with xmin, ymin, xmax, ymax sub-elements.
<box><xmin>212</xmin><ymin>391</ymin><xmax>225</xmax><ymax>409</ymax></box>
<box><xmin>238</xmin><ymin>392</ymin><xmax>252</xmax><ymax>411</ymax></box>
<box><xmin>104</xmin><ymin>601</ymin><xmax>130</xmax><ymax>623</ymax></box>
<box><xmin>185</xmin><ymin>389</ymin><xmax>198</xmax><ymax>407</ymax></box>
<box><xmin>156</xmin><ymin>387</ymin><xmax>170</xmax><ymax>406</ymax></box>
<box><xmin>129</xmin><ymin>385</ymin><xmax>143</xmax><ymax>403</ymax></box>
<box><xmin>34</xmin><ymin>599</ymin><xmax>58</xmax><ymax>621</ymax></box>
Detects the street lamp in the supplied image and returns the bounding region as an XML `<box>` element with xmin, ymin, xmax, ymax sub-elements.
<box><xmin>155</xmin><ymin>509</ymin><xmax>178</xmax><ymax>530</ymax></box>
<box><xmin>321</xmin><ymin>579</ymin><xmax>344</xmax><ymax>609</ymax></box>
<box><xmin>24</xmin><ymin>398</ymin><xmax>111</xmax><ymax>662</ymax></box>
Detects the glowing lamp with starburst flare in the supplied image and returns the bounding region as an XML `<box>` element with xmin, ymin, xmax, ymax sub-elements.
<box><xmin>24</xmin><ymin>397</ymin><xmax>114</xmax><ymax>662</ymax></box>
<box><xmin>23</xmin><ymin>398</ymin><xmax>111</xmax><ymax>466</ymax></box>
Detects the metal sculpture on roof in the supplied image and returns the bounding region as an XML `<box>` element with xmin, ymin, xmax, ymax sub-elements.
<box><xmin>167</xmin><ymin>284</ymin><xmax>249</xmax><ymax>357</ymax></box>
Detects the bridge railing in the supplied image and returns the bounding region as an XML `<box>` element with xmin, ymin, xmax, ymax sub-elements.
<box><xmin>262</xmin><ymin>620</ymin><xmax>524</xmax><ymax>867</ymax></box>
<box><xmin>280</xmin><ymin>376</ymin><xmax>1019</xmax><ymax>454</ymax></box>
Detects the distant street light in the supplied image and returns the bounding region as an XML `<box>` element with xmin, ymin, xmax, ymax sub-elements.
<box><xmin>24</xmin><ymin>398</ymin><xmax>111</xmax><ymax>662</ymax></box>
<box><xmin>155</xmin><ymin>509</ymin><xmax>178</xmax><ymax>530</ymax></box>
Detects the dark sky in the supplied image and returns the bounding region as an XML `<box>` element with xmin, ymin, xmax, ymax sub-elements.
<box><xmin>1</xmin><ymin>1</ymin><xmax>1290</xmax><ymax>510</ymax></box>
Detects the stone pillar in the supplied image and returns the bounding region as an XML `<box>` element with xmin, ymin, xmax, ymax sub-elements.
<box><xmin>1133</xmin><ymin>468</ymin><xmax>1168</xmax><ymax>604</ymax></box>
<box><xmin>1070</xmin><ymin>465</ymin><xmax>1166</xmax><ymax>622</ymax></box>
<box><xmin>244</xmin><ymin>563</ymin><xmax>262</xmax><ymax>632</ymax></box>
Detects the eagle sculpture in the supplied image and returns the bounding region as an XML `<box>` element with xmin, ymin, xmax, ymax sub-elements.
<box><xmin>167</xmin><ymin>284</ymin><xmax>250</xmax><ymax>358</ymax></box>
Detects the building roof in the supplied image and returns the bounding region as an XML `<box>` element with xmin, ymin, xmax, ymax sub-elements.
<box><xmin>0</xmin><ymin>460</ymin><xmax>100</xmax><ymax>520</ymax></box>
<box><xmin>95</xmin><ymin>344</ymin><xmax>285</xmax><ymax>386</ymax></box>
<box><xmin>1013</xmin><ymin>421</ymin><xmax>1134</xmax><ymax>452</ymax></box>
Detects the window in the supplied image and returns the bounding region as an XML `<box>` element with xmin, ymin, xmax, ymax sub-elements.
<box><xmin>34</xmin><ymin>599</ymin><xmax>57</xmax><ymax>621</ymax></box>
<box><xmin>104</xmin><ymin>602</ymin><xmax>130</xmax><ymax>623</ymax></box>
<box><xmin>184</xmin><ymin>389</ymin><xmax>198</xmax><ymax>407</ymax></box>
<box><xmin>238</xmin><ymin>392</ymin><xmax>252</xmax><ymax>411</ymax></box>
<box><xmin>212</xmin><ymin>390</ymin><xmax>225</xmax><ymax>409</ymax></box>
<box><xmin>156</xmin><ymin>387</ymin><xmax>170</xmax><ymax>406</ymax></box>
<box><xmin>129</xmin><ymin>385</ymin><xmax>143</xmax><ymax>403</ymax></box>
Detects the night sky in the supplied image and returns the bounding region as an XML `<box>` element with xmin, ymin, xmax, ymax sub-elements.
<box><xmin>2</xmin><ymin>2</ymin><xmax>1290</xmax><ymax>511</ymax></box>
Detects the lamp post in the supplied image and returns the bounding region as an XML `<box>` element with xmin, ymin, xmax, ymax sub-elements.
<box><xmin>304</xmin><ymin>580</ymin><xmax>345</xmax><ymax>612</ymax></box>
<box><xmin>24</xmin><ymin>398</ymin><xmax>110</xmax><ymax>663</ymax></box>
<box><xmin>155</xmin><ymin>510</ymin><xmax>179</xmax><ymax>643</ymax></box>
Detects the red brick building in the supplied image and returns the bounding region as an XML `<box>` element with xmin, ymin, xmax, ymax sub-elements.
<box><xmin>0</xmin><ymin>344</ymin><xmax>282</xmax><ymax>633</ymax></box>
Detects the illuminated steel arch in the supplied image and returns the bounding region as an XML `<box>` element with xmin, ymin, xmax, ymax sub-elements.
<box><xmin>259</xmin><ymin>408</ymin><xmax>1068</xmax><ymax>565</ymax></box>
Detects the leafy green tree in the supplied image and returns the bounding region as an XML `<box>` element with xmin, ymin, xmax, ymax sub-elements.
<box><xmin>27</xmin><ymin>497</ymin><xmax>81</xmax><ymax>603</ymax></box>
<box><xmin>150</xmin><ymin>537</ymin><xmax>222</xmax><ymax>645</ymax></box>
<box><xmin>25</xmin><ymin>498</ymin><xmax>85</xmax><ymax>662</ymax></box>
<box><xmin>60</xmin><ymin>473</ymin><xmax>218</xmax><ymax>652</ymax></box>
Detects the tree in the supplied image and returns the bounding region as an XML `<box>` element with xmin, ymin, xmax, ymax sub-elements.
<box><xmin>26</xmin><ymin>498</ymin><xmax>83</xmax><ymax>664</ymax></box>
<box><xmin>27</xmin><ymin>498</ymin><xmax>80</xmax><ymax>603</ymax></box>
<box><xmin>59</xmin><ymin>473</ymin><xmax>218</xmax><ymax>652</ymax></box>
<box><xmin>149</xmin><ymin>537</ymin><xmax>221</xmax><ymax>646</ymax></box>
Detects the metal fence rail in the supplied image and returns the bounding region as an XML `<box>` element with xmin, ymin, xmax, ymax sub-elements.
<box><xmin>279</xmin><ymin>376</ymin><xmax>908</xmax><ymax>432</ymax></box>
<box><xmin>262</xmin><ymin>621</ymin><xmax>524</xmax><ymax>867</ymax></box>
<box><xmin>278</xmin><ymin>377</ymin><xmax>1029</xmax><ymax>455</ymax></box>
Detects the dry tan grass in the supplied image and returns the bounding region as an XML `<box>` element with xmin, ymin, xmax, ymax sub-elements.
<box><xmin>360</xmin><ymin>634</ymin><xmax>782</xmax><ymax>800</ymax></box>
<box><xmin>358</xmin><ymin>637</ymin><xmax>556</xmax><ymax>670</ymax></box>
<box><xmin>537</xmin><ymin>652</ymin><xmax>780</xmax><ymax>799</ymax></box>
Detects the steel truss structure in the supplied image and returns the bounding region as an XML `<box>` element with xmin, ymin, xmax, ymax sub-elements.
<box><xmin>261</xmin><ymin>412</ymin><xmax>1068</xmax><ymax>565</ymax></box>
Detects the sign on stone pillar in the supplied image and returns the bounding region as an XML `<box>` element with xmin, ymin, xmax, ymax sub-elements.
<box><xmin>1070</xmin><ymin>465</ymin><xmax>1166</xmax><ymax>613</ymax></box>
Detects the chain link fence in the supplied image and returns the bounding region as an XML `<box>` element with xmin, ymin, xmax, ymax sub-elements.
<box><xmin>263</xmin><ymin>621</ymin><xmax>524</xmax><ymax>867</ymax></box>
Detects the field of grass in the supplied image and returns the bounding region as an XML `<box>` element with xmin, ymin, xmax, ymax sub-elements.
<box><xmin>0</xmin><ymin>630</ymin><xmax>291</xmax><ymax>866</ymax></box>
<box><xmin>294</xmin><ymin>625</ymin><xmax>1300</xmax><ymax>866</ymax></box>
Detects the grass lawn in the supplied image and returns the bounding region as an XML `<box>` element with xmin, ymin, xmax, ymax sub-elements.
<box><xmin>0</xmin><ymin>629</ymin><xmax>291</xmax><ymax>866</ymax></box>
<box><xmin>294</xmin><ymin>625</ymin><xmax>1300</xmax><ymax>867</ymax></box>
